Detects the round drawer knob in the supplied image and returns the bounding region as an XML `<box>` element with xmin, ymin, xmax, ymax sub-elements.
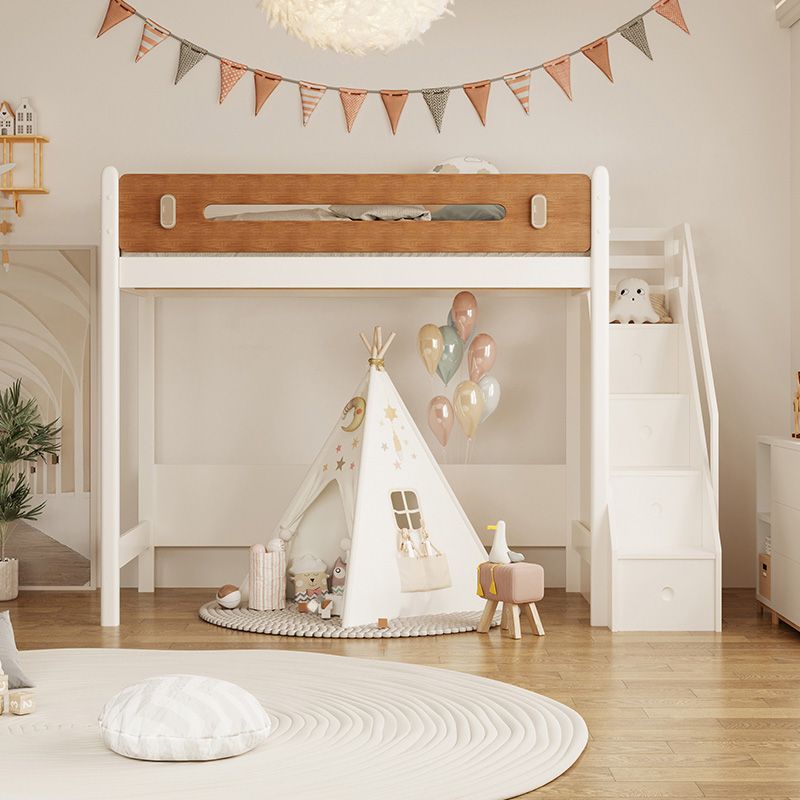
<box><xmin>651</xmin><ymin>502</ymin><xmax>663</xmax><ymax>518</ymax></box>
<box><xmin>661</xmin><ymin>587</ymin><xmax>674</xmax><ymax>602</ymax></box>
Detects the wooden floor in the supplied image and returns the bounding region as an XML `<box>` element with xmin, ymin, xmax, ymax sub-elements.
<box><xmin>4</xmin><ymin>521</ymin><xmax>90</xmax><ymax>586</ymax></box>
<box><xmin>5</xmin><ymin>588</ymin><xmax>800</xmax><ymax>798</ymax></box>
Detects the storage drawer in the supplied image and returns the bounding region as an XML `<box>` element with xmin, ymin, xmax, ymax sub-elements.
<box><xmin>772</xmin><ymin>502</ymin><xmax>800</xmax><ymax>563</ymax></box>
<box><xmin>758</xmin><ymin>553</ymin><xmax>771</xmax><ymax>601</ymax></box>
<box><xmin>771</xmin><ymin>446</ymin><xmax>800</xmax><ymax>510</ymax></box>
<box><xmin>772</xmin><ymin>554</ymin><xmax>800</xmax><ymax>629</ymax></box>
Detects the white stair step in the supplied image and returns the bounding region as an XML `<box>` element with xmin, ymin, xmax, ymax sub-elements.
<box><xmin>616</xmin><ymin>548</ymin><xmax>716</xmax><ymax>560</ymax></box>
<box><xmin>610</xmin><ymin>324</ymin><xmax>680</xmax><ymax>394</ymax></box>
<box><xmin>610</xmin><ymin>255</ymin><xmax>665</xmax><ymax>271</ymax></box>
<box><xmin>611</xmin><ymin>394</ymin><xmax>689</xmax><ymax>468</ymax></box>
<box><xmin>610</xmin><ymin>470</ymin><xmax>704</xmax><ymax>552</ymax></box>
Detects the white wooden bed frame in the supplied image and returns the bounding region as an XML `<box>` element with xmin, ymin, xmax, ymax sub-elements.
<box><xmin>99</xmin><ymin>166</ymin><xmax>611</xmax><ymax>628</ymax></box>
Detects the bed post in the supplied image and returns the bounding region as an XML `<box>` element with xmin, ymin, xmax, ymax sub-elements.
<box><xmin>589</xmin><ymin>166</ymin><xmax>611</xmax><ymax>628</ymax></box>
<box><xmin>100</xmin><ymin>166</ymin><xmax>121</xmax><ymax>627</ymax></box>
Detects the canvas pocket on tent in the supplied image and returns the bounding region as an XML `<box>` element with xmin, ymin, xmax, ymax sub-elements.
<box><xmin>397</xmin><ymin>548</ymin><xmax>452</xmax><ymax>593</ymax></box>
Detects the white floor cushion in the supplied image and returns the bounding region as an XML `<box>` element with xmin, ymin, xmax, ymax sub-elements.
<box><xmin>98</xmin><ymin>674</ymin><xmax>271</xmax><ymax>761</ymax></box>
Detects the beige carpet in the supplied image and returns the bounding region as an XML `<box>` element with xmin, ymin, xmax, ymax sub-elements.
<box><xmin>1</xmin><ymin>648</ymin><xmax>587</xmax><ymax>800</ymax></box>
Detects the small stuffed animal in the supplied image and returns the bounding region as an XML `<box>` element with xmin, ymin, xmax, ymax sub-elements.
<box><xmin>610</xmin><ymin>278</ymin><xmax>660</xmax><ymax>325</ymax></box>
<box><xmin>331</xmin><ymin>557</ymin><xmax>347</xmax><ymax>593</ymax></box>
<box><xmin>289</xmin><ymin>554</ymin><xmax>329</xmax><ymax>604</ymax></box>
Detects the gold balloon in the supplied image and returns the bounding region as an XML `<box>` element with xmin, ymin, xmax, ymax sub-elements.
<box><xmin>453</xmin><ymin>380</ymin><xmax>484</xmax><ymax>439</ymax></box>
<box><xmin>417</xmin><ymin>323</ymin><xmax>444</xmax><ymax>376</ymax></box>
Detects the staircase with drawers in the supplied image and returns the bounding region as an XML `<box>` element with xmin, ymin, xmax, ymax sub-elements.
<box><xmin>607</xmin><ymin>227</ymin><xmax>721</xmax><ymax>631</ymax></box>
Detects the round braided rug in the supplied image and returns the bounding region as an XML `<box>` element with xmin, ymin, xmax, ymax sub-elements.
<box><xmin>199</xmin><ymin>600</ymin><xmax>500</xmax><ymax>637</ymax></box>
<box><xmin>4</xmin><ymin>649</ymin><xmax>588</xmax><ymax>799</ymax></box>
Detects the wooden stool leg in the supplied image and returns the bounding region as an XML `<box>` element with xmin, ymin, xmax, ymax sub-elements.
<box><xmin>522</xmin><ymin>602</ymin><xmax>545</xmax><ymax>636</ymax></box>
<box><xmin>501</xmin><ymin>603</ymin><xmax>510</xmax><ymax>631</ymax></box>
<box><xmin>508</xmin><ymin>604</ymin><xmax>522</xmax><ymax>640</ymax></box>
<box><xmin>477</xmin><ymin>600</ymin><xmax>498</xmax><ymax>634</ymax></box>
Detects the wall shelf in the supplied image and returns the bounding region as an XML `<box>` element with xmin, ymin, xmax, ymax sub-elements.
<box><xmin>1</xmin><ymin>134</ymin><xmax>49</xmax><ymax>216</ymax></box>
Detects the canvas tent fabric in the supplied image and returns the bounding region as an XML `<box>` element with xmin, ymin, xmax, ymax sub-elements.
<box><xmin>243</xmin><ymin>338</ymin><xmax>487</xmax><ymax>629</ymax></box>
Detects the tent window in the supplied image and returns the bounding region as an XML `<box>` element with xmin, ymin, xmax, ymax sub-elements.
<box><xmin>390</xmin><ymin>490</ymin><xmax>422</xmax><ymax>531</ymax></box>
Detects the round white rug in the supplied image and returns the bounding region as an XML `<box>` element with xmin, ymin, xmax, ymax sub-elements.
<box><xmin>199</xmin><ymin>600</ymin><xmax>500</xmax><ymax>637</ymax></box>
<box><xmin>2</xmin><ymin>649</ymin><xmax>587</xmax><ymax>800</ymax></box>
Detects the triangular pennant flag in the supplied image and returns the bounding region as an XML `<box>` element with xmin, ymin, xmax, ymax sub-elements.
<box><xmin>136</xmin><ymin>19</ymin><xmax>169</xmax><ymax>63</ymax></box>
<box><xmin>220</xmin><ymin>59</ymin><xmax>247</xmax><ymax>104</ymax></box>
<box><xmin>339</xmin><ymin>88</ymin><xmax>367</xmax><ymax>133</ymax></box>
<box><xmin>422</xmin><ymin>87</ymin><xmax>450</xmax><ymax>133</ymax></box>
<box><xmin>463</xmin><ymin>81</ymin><xmax>491</xmax><ymax>126</ymax></box>
<box><xmin>299</xmin><ymin>82</ymin><xmax>326</xmax><ymax>126</ymax></box>
<box><xmin>503</xmin><ymin>69</ymin><xmax>531</xmax><ymax>114</ymax></box>
<box><xmin>581</xmin><ymin>38</ymin><xmax>613</xmax><ymax>82</ymax></box>
<box><xmin>380</xmin><ymin>90</ymin><xmax>408</xmax><ymax>135</ymax></box>
<box><xmin>97</xmin><ymin>0</ymin><xmax>135</xmax><ymax>37</ymax></box>
<box><xmin>653</xmin><ymin>0</ymin><xmax>689</xmax><ymax>34</ymax></box>
<box><xmin>544</xmin><ymin>56</ymin><xmax>573</xmax><ymax>101</ymax></box>
<box><xmin>254</xmin><ymin>70</ymin><xmax>282</xmax><ymax>115</ymax></box>
<box><xmin>174</xmin><ymin>41</ymin><xmax>207</xmax><ymax>84</ymax></box>
<box><xmin>621</xmin><ymin>17</ymin><xmax>653</xmax><ymax>60</ymax></box>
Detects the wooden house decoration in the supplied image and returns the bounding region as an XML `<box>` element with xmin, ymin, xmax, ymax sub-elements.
<box><xmin>15</xmin><ymin>99</ymin><xmax>36</xmax><ymax>136</ymax></box>
<box><xmin>0</xmin><ymin>102</ymin><xmax>14</xmax><ymax>136</ymax></box>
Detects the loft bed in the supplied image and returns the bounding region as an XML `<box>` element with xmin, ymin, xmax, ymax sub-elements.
<box><xmin>99</xmin><ymin>168</ymin><xmax>612</xmax><ymax>628</ymax></box>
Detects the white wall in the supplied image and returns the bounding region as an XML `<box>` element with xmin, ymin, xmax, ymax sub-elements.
<box><xmin>2</xmin><ymin>0</ymin><xmax>791</xmax><ymax>588</ymax></box>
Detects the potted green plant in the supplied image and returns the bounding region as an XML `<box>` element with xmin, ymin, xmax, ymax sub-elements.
<box><xmin>0</xmin><ymin>379</ymin><xmax>61</xmax><ymax>601</ymax></box>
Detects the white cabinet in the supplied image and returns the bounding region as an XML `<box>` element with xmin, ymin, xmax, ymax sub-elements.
<box><xmin>756</xmin><ymin>436</ymin><xmax>800</xmax><ymax>632</ymax></box>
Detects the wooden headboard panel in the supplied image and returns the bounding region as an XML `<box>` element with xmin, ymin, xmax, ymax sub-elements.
<box><xmin>118</xmin><ymin>173</ymin><xmax>591</xmax><ymax>253</ymax></box>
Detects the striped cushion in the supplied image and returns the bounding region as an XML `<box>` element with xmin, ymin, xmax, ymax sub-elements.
<box><xmin>98</xmin><ymin>674</ymin><xmax>271</xmax><ymax>761</ymax></box>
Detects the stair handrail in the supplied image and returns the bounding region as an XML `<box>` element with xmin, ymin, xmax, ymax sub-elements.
<box><xmin>681</xmin><ymin>223</ymin><xmax>719</xmax><ymax>510</ymax></box>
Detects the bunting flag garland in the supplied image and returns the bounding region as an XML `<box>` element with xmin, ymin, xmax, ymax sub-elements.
<box><xmin>300</xmin><ymin>82</ymin><xmax>326</xmax><ymax>125</ymax></box>
<box><xmin>422</xmin><ymin>87</ymin><xmax>450</xmax><ymax>133</ymax></box>
<box><xmin>581</xmin><ymin>38</ymin><xmax>613</xmax><ymax>82</ymax></box>
<box><xmin>621</xmin><ymin>17</ymin><xmax>653</xmax><ymax>60</ymax></box>
<box><xmin>136</xmin><ymin>18</ymin><xmax>169</xmax><ymax>62</ymax></box>
<box><xmin>97</xmin><ymin>0</ymin><xmax>135</xmax><ymax>37</ymax></box>
<box><xmin>219</xmin><ymin>59</ymin><xmax>247</xmax><ymax>103</ymax></box>
<box><xmin>97</xmin><ymin>0</ymin><xmax>691</xmax><ymax>132</ymax></box>
<box><xmin>503</xmin><ymin>70</ymin><xmax>531</xmax><ymax>115</ymax></box>
<box><xmin>544</xmin><ymin>56</ymin><xmax>573</xmax><ymax>101</ymax></box>
<box><xmin>653</xmin><ymin>0</ymin><xmax>690</xmax><ymax>34</ymax></box>
<box><xmin>254</xmin><ymin>70</ymin><xmax>282</xmax><ymax>115</ymax></box>
<box><xmin>174</xmin><ymin>41</ymin><xmax>207</xmax><ymax>84</ymax></box>
<box><xmin>463</xmin><ymin>81</ymin><xmax>491</xmax><ymax>126</ymax></box>
<box><xmin>380</xmin><ymin>90</ymin><xmax>408</xmax><ymax>135</ymax></box>
<box><xmin>339</xmin><ymin>88</ymin><xmax>367</xmax><ymax>133</ymax></box>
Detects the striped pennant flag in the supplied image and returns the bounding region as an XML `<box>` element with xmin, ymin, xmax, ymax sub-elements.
<box><xmin>463</xmin><ymin>81</ymin><xmax>491</xmax><ymax>126</ymax></box>
<box><xmin>299</xmin><ymin>82</ymin><xmax>326</xmax><ymax>126</ymax></box>
<box><xmin>422</xmin><ymin>87</ymin><xmax>450</xmax><ymax>133</ymax></box>
<box><xmin>653</xmin><ymin>0</ymin><xmax>689</xmax><ymax>34</ymax></box>
<box><xmin>503</xmin><ymin>69</ymin><xmax>531</xmax><ymax>115</ymax></box>
<box><xmin>620</xmin><ymin>17</ymin><xmax>653</xmax><ymax>60</ymax></box>
<box><xmin>380</xmin><ymin>90</ymin><xmax>408</xmax><ymax>135</ymax></box>
<box><xmin>220</xmin><ymin>59</ymin><xmax>247</xmax><ymax>104</ymax></box>
<box><xmin>254</xmin><ymin>70</ymin><xmax>282</xmax><ymax>115</ymax></box>
<box><xmin>174</xmin><ymin>41</ymin><xmax>207</xmax><ymax>84</ymax></box>
<box><xmin>136</xmin><ymin>19</ymin><xmax>170</xmax><ymax>63</ymax></box>
<box><xmin>544</xmin><ymin>56</ymin><xmax>573</xmax><ymax>101</ymax></box>
<box><xmin>97</xmin><ymin>0</ymin><xmax>135</xmax><ymax>37</ymax></box>
<box><xmin>339</xmin><ymin>88</ymin><xmax>367</xmax><ymax>133</ymax></box>
<box><xmin>581</xmin><ymin>38</ymin><xmax>613</xmax><ymax>82</ymax></box>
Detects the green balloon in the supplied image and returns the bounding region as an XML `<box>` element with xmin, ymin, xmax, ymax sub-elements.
<box><xmin>436</xmin><ymin>325</ymin><xmax>463</xmax><ymax>386</ymax></box>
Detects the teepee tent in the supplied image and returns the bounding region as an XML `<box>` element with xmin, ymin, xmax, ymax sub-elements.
<box><xmin>262</xmin><ymin>327</ymin><xmax>487</xmax><ymax>629</ymax></box>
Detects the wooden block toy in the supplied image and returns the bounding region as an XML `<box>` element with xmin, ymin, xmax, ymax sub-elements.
<box><xmin>377</xmin><ymin>617</ymin><xmax>389</xmax><ymax>629</ymax></box>
<box><xmin>297</xmin><ymin>602</ymin><xmax>309</xmax><ymax>613</ymax></box>
<box><xmin>9</xmin><ymin>691</ymin><xmax>34</xmax><ymax>715</ymax></box>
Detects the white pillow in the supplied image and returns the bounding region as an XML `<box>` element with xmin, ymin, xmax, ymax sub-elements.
<box><xmin>99</xmin><ymin>674</ymin><xmax>271</xmax><ymax>761</ymax></box>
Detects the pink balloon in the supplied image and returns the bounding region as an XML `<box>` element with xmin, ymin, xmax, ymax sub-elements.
<box><xmin>468</xmin><ymin>334</ymin><xmax>497</xmax><ymax>382</ymax></box>
<box><xmin>428</xmin><ymin>396</ymin><xmax>454</xmax><ymax>447</ymax></box>
<box><xmin>451</xmin><ymin>291</ymin><xmax>478</xmax><ymax>342</ymax></box>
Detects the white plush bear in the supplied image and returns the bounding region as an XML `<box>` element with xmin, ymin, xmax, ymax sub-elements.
<box><xmin>610</xmin><ymin>278</ymin><xmax>660</xmax><ymax>324</ymax></box>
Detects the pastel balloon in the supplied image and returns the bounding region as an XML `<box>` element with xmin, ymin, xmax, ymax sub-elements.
<box><xmin>417</xmin><ymin>324</ymin><xmax>444</xmax><ymax>376</ymax></box>
<box><xmin>447</xmin><ymin>309</ymin><xmax>476</xmax><ymax>346</ymax></box>
<box><xmin>450</xmin><ymin>291</ymin><xmax>478</xmax><ymax>341</ymax></box>
<box><xmin>468</xmin><ymin>333</ymin><xmax>497</xmax><ymax>382</ymax></box>
<box><xmin>453</xmin><ymin>380</ymin><xmax>485</xmax><ymax>439</ymax></box>
<box><xmin>428</xmin><ymin>396</ymin><xmax>455</xmax><ymax>447</ymax></box>
<box><xmin>478</xmin><ymin>375</ymin><xmax>501</xmax><ymax>422</ymax></box>
<box><xmin>436</xmin><ymin>325</ymin><xmax>463</xmax><ymax>386</ymax></box>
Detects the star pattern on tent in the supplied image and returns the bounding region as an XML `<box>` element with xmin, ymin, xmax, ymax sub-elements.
<box><xmin>0</xmin><ymin>220</ymin><xmax>12</xmax><ymax>235</ymax></box>
<box><xmin>384</xmin><ymin>405</ymin><xmax>397</xmax><ymax>421</ymax></box>
<box><xmin>336</xmin><ymin>444</ymin><xmax>342</xmax><ymax>453</ymax></box>
<box><xmin>350</xmin><ymin>462</ymin><xmax>356</xmax><ymax>470</ymax></box>
<box><xmin>322</xmin><ymin>464</ymin><xmax>329</xmax><ymax>472</ymax></box>
<box><xmin>336</xmin><ymin>458</ymin><xmax>346</xmax><ymax>471</ymax></box>
<box><xmin>411</xmin><ymin>453</ymin><xmax>417</xmax><ymax>460</ymax></box>
<box><xmin>393</xmin><ymin>460</ymin><xmax>402</xmax><ymax>470</ymax></box>
<box><xmin>352</xmin><ymin>437</ymin><xmax>360</xmax><ymax>449</ymax></box>
<box><xmin>381</xmin><ymin>442</ymin><xmax>389</xmax><ymax>451</ymax></box>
